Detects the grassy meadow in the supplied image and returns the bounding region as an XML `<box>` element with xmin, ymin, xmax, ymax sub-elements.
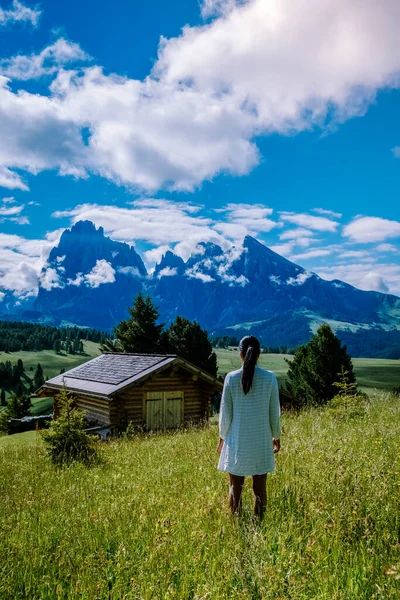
<box><xmin>0</xmin><ymin>393</ymin><xmax>399</xmax><ymax>599</ymax></box>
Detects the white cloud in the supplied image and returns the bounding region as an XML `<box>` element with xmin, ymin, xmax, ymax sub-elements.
<box><xmin>200</xmin><ymin>0</ymin><xmax>240</xmax><ymax>19</ymax></box>
<box><xmin>132</xmin><ymin>198</ymin><xmax>202</xmax><ymax>214</ymax></box>
<box><xmin>392</xmin><ymin>146</ymin><xmax>400</xmax><ymax>158</ymax></box>
<box><xmin>286</xmin><ymin>271</ymin><xmax>313</xmax><ymax>286</ymax></box>
<box><xmin>0</xmin><ymin>229</ymin><xmax>65</xmax><ymax>298</ymax></box>
<box><xmin>269</xmin><ymin>275</ymin><xmax>281</xmax><ymax>285</ymax></box>
<box><xmin>64</xmin><ymin>261</ymin><xmax>117</xmax><ymax>289</ymax></box>
<box><xmin>158</xmin><ymin>266</ymin><xmax>177</xmax><ymax>278</ymax></box>
<box><xmin>269</xmin><ymin>242</ymin><xmax>294</xmax><ymax>257</ymax></box>
<box><xmin>343</xmin><ymin>216</ymin><xmax>400</xmax><ymax>243</ymax></box>
<box><xmin>185</xmin><ymin>265</ymin><xmax>215</xmax><ymax>283</ymax></box>
<box><xmin>376</xmin><ymin>243</ymin><xmax>398</xmax><ymax>253</ymax></box>
<box><xmin>52</xmin><ymin>200</ymin><xmax>234</xmax><ymax>260</ymax></box>
<box><xmin>0</xmin><ymin>260</ymin><xmax>38</xmax><ymax>296</ymax></box>
<box><xmin>84</xmin><ymin>259</ymin><xmax>115</xmax><ymax>288</ymax></box>
<box><xmin>360</xmin><ymin>272</ymin><xmax>389</xmax><ymax>294</ymax></box>
<box><xmin>0</xmin><ymin>39</ymin><xmax>90</xmax><ymax>81</ymax></box>
<box><xmin>143</xmin><ymin>245</ymin><xmax>173</xmax><ymax>266</ymax></box>
<box><xmin>67</xmin><ymin>273</ymin><xmax>84</xmax><ymax>287</ymax></box>
<box><xmin>39</xmin><ymin>267</ymin><xmax>63</xmax><ymax>291</ymax></box>
<box><xmin>2</xmin><ymin>196</ymin><xmax>16</xmax><ymax>203</ymax></box>
<box><xmin>0</xmin><ymin>290</ymin><xmax>5</xmax><ymax>302</ymax></box>
<box><xmin>279</xmin><ymin>227</ymin><xmax>318</xmax><ymax>248</ymax></box>
<box><xmin>317</xmin><ymin>263</ymin><xmax>400</xmax><ymax>295</ymax></box>
<box><xmin>339</xmin><ymin>250</ymin><xmax>371</xmax><ymax>259</ymax></box>
<box><xmin>157</xmin><ymin>0</ymin><xmax>400</xmax><ymax>130</ymax></box>
<box><xmin>0</xmin><ymin>166</ymin><xmax>28</xmax><ymax>191</ymax></box>
<box><xmin>313</xmin><ymin>208</ymin><xmax>342</xmax><ymax>219</ymax></box>
<box><xmin>280</xmin><ymin>212</ymin><xmax>339</xmax><ymax>232</ymax></box>
<box><xmin>2</xmin><ymin>1</ymin><xmax>400</xmax><ymax>191</ymax></box>
<box><xmin>218</xmin><ymin>203</ymin><xmax>273</xmax><ymax>220</ymax></box>
<box><xmin>290</xmin><ymin>249</ymin><xmax>331</xmax><ymax>261</ymax></box>
<box><xmin>0</xmin><ymin>0</ymin><xmax>40</xmax><ymax>27</ymax></box>
<box><xmin>280</xmin><ymin>228</ymin><xmax>313</xmax><ymax>240</ymax></box>
<box><xmin>212</xmin><ymin>221</ymin><xmax>249</xmax><ymax>240</ymax></box>
<box><xmin>215</xmin><ymin>203</ymin><xmax>277</xmax><ymax>240</ymax></box>
<box><xmin>116</xmin><ymin>266</ymin><xmax>142</xmax><ymax>278</ymax></box>
<box><xmin>0</xmin><ymin>203</ymin><xmax>24</xmax><ymax>215</ymax></box>
<box><xmin>8</xmin><ymin>215</ymin><xmax>29</xmax><ymax>225</ymax></box>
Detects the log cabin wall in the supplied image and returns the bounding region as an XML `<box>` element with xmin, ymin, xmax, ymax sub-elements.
<box><xmin>113</xmin><ymin>365</ymin><xmax>215</xmax><ymax>429</ymax></box>
<box><xmin>51</xmin><ymin>391</ymin><xmax>111</xmax><ymax>425</ymax></box>
<box><xmin>75</xmin><ymin>394</ymin><xmax>111</xmax><ymax>425</ymax></box>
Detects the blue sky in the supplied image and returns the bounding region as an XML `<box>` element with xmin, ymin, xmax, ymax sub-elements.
<box><xmin>0</xmin><ymin>0</ymin><xmax>400</xmax><ymax>301</ymax></box>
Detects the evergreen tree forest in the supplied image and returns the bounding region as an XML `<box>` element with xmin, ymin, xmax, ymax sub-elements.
<box><xmin>0</xmin><ymin>359</ymin><xmax>47</xmax><ymax>400</ymax></box>
<box><xmin>0</xmin><ymin>321</ymin><xmax>110</xmax><ymax>353</ymax></box>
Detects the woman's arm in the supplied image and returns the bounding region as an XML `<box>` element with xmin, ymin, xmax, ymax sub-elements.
<box><xmin>219</xmin><ymin>375</ymin><xmax>233</xmax><ymax>442</ymax></box>
<box><xmin>269</xmin><ymin>374</ymin><xmax>281</xmax><ymax>445</ymax></box>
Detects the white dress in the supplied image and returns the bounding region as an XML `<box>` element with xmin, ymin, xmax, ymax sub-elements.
<box><xmin>218</xmin><ymin>365</ymin><xmax>281</xmax><ymax>476</ymax></box>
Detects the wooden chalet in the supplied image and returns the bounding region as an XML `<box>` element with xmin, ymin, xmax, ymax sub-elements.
<box><xmin>37</xmin><ymin>353</ymin><xmax>223</xmax><ymax>431</ymax></box>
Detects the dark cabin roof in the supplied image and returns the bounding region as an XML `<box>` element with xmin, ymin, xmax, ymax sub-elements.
<box><xmin>38</xmin><ymin>353</ymin><xmax>223</xmax><ymax>399</ymax></box>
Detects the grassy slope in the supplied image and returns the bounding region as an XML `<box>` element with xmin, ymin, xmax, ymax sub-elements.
<box><xmin>216</xmin><ymin>348</ymin><xmax>400</xmax><ymax>393</ymax></box>
<box><xmin>0</xmin><ymin>430</ymin><xmax>37</xmax><ymax>447</ymax></box>
<box><xmin>0</xmin><ymin>395</ymin><xmax>399</xmax><ymax>599</ymax></box>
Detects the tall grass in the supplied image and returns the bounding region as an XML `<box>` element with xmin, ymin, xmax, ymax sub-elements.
<box><xmin>0</xmin><ymin>394</ymin><xmax>399</xmax><ymax>599</ymax></box>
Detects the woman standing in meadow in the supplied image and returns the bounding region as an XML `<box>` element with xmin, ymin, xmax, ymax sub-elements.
<box><xmin>217</xmin><ymin>335</ymin><xmax>281</xmax><ymax>518</ymax></box>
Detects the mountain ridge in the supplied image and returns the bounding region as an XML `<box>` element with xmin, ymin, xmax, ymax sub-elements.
<box><xmin>1</xmin><ymin>220</ymin><xmax>399</xmax><ymax>356</ymax></box>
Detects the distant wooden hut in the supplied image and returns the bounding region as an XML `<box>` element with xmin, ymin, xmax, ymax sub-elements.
<box><xmin>37</xmin><ymin>353</ymin><xmax>223</xmax><ymax>431</ymax></box>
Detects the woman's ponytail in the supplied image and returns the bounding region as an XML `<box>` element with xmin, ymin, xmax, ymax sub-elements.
<box><xmin>239</xmin><ymin>336</ymin><xmax>261</xmax><ymax>394</ymax></box>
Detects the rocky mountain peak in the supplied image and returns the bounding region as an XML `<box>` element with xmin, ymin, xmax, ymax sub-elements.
<box><xmin>154</xmin><ymin>251</ymin><xmax>185</xmax><ymax>277</ymax></box>
<box><xmin>70</xmin><ymin>220</ymin><xmax>104</xmax><ymax>236</ymax></box>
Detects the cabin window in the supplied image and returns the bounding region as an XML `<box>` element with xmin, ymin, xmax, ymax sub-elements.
<box><xmin>146</xmin><ymin>391</ymin><xmax>183</xmax><ymax>429</ymax></box>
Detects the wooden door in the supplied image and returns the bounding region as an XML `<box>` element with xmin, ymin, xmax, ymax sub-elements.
<box><xmin>164</xmin><ymin>391</ymin><xmax>183</xmax><ymax>429</ymax></box>
<box><xmin>146</xmin><ymin>392</ymin><xmax>164</xmax><ymax>430</ymax></box>
<box><xmin>145</xmin><ymin>391</ymin><xmax>183</xmax><ymax>429</ymax></box>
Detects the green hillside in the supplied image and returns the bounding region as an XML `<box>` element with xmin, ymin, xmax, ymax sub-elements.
<box><xmin>0</xmin><ymin>394</ymin><xmax>398</xmax><ymax>599</ymax></box>
<box><xmin>0</xmin><ymin>340</ymin><xmax>102</xmax><ymax>381</ymax></box>
<box><xmin>0</xmin><ymin>341</ymin><xmax>102</xmax><ymax>412</ymax></box>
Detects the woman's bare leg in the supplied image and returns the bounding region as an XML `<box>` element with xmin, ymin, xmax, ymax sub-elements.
<box><xmin>252</xmin><ymin>474</ymin><xmax>267</xmax><ymax>518</ymax></box>
<box><xmin>228</xmin><ymin>474</ymin><xmax>245</xmax><ymax>515</ymax></box>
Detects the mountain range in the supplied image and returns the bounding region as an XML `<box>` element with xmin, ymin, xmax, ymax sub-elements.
<box><xmin>2</xmin><ymin>220</ymin><xmax>400</xmax><ymax>357</ymax></box>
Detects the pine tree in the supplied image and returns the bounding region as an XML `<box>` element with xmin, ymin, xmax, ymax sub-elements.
<box><xmin>53</xmin><ymin>339</ymin><xmax>61</xmax><ymax>354</ymax></box>
<box><xmin>6</xmin><ymin>392</ymin><xmax>31</xmax><ymax>418</ymax></box>
<box><xmin>109</xmin><ymin>293</ymin><xmax>164</xmax><ymax>353</ymax></box>
<box><xmin>0</xmin><ymin>389</ymin><xmax>6</xmax><ymax>407</ymax></box>
<box><xmin>16</xmin><ymin>359</ymin><xmax>24</xmax><ymax>376</ymax></box>
<box><xmin>41</xmin><ymin>384</ymin><xmax>97</xmax><ymax>466</ymax></box>
<box><xmin>285</xmin><ymin>324</ymin><xmax>356</xmax><ymax>406</ymax></box>
<box><xmin>166</xmin><ymin>316</ymin><xmax>217</xmax><ymax>376</ymax></box>
<box><xmin>34</xmin><ymin>363</ymin><xmax>45</xmax><ymax>390</ymax></box>
<box><xmin>73</xmin><ymin>338</ymin><xmax>81</xmax><ymax>353</ymax></box>
<box><xmin>15</xmin><ymin>382</ymin><xmax>25</xmax><ymax>398</ymax></box>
